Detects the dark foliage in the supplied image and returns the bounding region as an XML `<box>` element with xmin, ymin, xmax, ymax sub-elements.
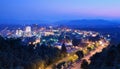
<box><xmin>61</xmin><ymin>43</ymin><xmax>67</xmax><ymax>54</ymax></box>
<box><xmin>81</xmin><ymin>59</ymin><xmax>89</xmax><ymax>69</ymax></box>
<box><xmin>0</xmin><ymin>36</ymin><xmax>62</xmax><ymax>69</ymax></box>
<box><xmin>76</xmin><ymin>50</ymin><xmax>84</xmax><ymax>59</ymax></box>
<box><xmin>72</xmin><ymin>38</ymin><xmax>80</xmax><ymax>46</ymax></box>
<box><xmin>88</xmin><ymin>44</ymin><xmax>120</xmax><ymax>69</ymax></box>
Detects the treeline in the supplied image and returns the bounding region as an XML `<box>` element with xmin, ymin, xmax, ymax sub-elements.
<box><xmin>0</xmin><ymin>36</ymin><xmax>64</xmax><ymax>69</ymax></box>
<box><xmin>81</xmin><ymin>44</ymin><xmax>120</xmax><ymax>69</ymax></box>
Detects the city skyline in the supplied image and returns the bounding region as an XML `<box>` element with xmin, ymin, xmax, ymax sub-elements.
<box><xmin>0</xmin><ymin>0</ymin><xmax>120</xmax><ymax>24</ymax></box>
<box><xmin>0</xmin><ymin>1</ymin><xmax>120</xmax><ymax>69</ymax></box>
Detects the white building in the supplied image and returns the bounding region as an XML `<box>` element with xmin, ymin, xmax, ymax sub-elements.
<box><xmin>25</xmin><ymin>26</ymin><xmax>32</xmax><ymax>37</ymax></box>
<box><xmin>16</xmin><ymin>29</ymin><xmax>23</xmax><ymax>37</ymax></box>
<box><xmin>25</xmin><ymin>26</ymin><xmax>31</xmax><ymax>33</ymax></box>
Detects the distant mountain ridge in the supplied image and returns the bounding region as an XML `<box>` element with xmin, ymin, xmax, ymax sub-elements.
<box><xmin>55</xmin><ymin>19</ymin><xmax>120</xmax><ymax>28</ymax></box>
<box><xmin>0</xmin><ymin>19</ymin><xmax>120</xmax><ymax>28</ymax></box>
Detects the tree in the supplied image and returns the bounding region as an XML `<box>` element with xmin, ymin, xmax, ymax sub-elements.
<box><xmin>105</xmin><ymin>48</ymin><xmax>116</xmax><ymax>66</ymax></box>
<box><xmin>72</xmin><ymin>38</ymin><xmax>80</xmax><ymax>46</ymax></box>
<box><xmin>81</xmin><ymin>59</ymin><xmax>89</xmax><ymax>69</ymax></box>
<box><xmin>65</xmin><ymin>35</ymin><xmax>71</xmax><ymax>43</ymax></box>
<box><xmin>0</xmin><ymin>36</ymin><xmax>62</xmax><ymax>69</ymax></box>
<box><xmin>76</xmin><ymin>50</ymin><xmax>84</xmax><ymax>59</ymax></box>
<box><xmin>61</xmin><ymin>43</ymin><xmax>67</xmax><ymax>54</ymax></box>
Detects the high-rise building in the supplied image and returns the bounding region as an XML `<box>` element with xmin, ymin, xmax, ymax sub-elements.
<box><xmin>25</xmin><ymin>26</ymin><xmax>32</xmax><ymax>37</ymax></box>
<box><xmin>25</xmin><ymin>26</ymin><xmax>31</xmax><ymax>33</ymax></box>
<box><xmin>16</xmin><ymin>28</ymin><xmax>23</xmax><ymax>37</ymax></box>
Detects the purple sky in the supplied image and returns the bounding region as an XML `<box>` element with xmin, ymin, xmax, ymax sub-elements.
<box><xmin>0</xmin><ymin>0</ymin><xmax>120</xmax><ymax>23</ymax></box>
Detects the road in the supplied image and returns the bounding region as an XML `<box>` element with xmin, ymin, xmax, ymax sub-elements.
<box><xmin>46</xmin><ymin>41</ymin><xmax>109</xmax><ymax>69</ymax></box>
<box><xmin>46</xmin><ymin>48</ymin><xmax>81</xmax><ymax>69</ymax></box>
<box><xmin>70</xmin><ymin>43</ymin><xmax>109</xmax><ymax>69</ymax></box>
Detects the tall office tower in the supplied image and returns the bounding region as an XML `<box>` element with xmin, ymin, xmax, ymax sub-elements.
<box><xmin>16</xmin><ymin>28</ymin><xmax>23</xmax><ymax>37</ymax></box>
<box><xmin>25</xmin><ymin>26</ymin><xmax>32</xmax><ymax>37</ymax></box>
<box><xmin>25</xmin><ymin>26</ymin><xmax>31</xmax><ymax>33</ymax></box>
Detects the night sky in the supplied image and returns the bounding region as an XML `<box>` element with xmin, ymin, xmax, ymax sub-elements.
<box><xmin>0</xmin><ymin>0</ymin><xmax>120</xmax><ymax>23</ymax></box>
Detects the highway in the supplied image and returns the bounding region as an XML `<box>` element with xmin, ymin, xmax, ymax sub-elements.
<box><xmin>70</xmin><ymin>42</ymin><xmax>109</xmax><ymax>69</ymax></box>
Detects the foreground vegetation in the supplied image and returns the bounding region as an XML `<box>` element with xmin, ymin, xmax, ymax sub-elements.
<box><xmin>81</xmin><ymin>44</ymin><xmax>120</xmax><ymax>69</ymax></box>
<box><xmin>0</xmin><ymin>36</ymin><xmax>64</xmax><ymax>69</ymax></box>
